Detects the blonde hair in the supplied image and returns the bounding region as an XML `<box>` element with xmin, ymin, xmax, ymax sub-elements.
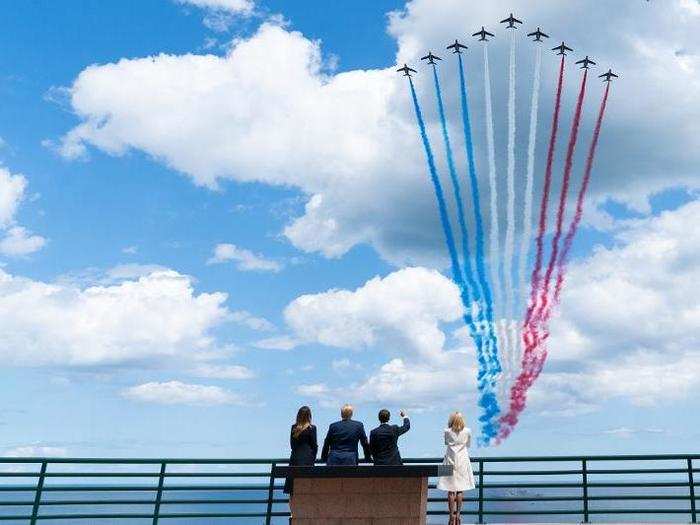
<box><xmin>341</xmin><ymin>404</ymin><xmax>354</xmax><ymax>420</ymax></box>
<box><xmin>448</xmin><ymin>412</ymin><xmax>465</xmax><ymax>433</ymax></box>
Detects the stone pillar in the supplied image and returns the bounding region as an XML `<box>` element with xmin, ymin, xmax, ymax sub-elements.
<box><xmin>291</xmin><ymin>476</ymin><xmax>428</xmax><ymax>525</ymax></box>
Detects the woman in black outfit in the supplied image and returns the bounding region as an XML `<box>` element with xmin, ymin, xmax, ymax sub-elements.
<box><xmin>284</xmin><ymin>406</ymin><xmax>318</xmax><ymax>501</ymax></box>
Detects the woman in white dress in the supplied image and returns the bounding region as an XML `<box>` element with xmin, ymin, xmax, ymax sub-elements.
<box><xmin>437</xmin><ymin>412</ymin><xmax>475</xmax><ymax>525</ymax></box>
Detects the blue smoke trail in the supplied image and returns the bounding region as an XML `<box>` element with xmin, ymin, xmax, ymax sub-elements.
<box><xmin>408</xmin><ymin>77</ymin><xmax>500</xmax><ymax>441</ymax></box>
<box><xmin>430</xmin><ymin>65</ymin><xmax>479</xmax><ymax>317</ymax></box>
<box><xmin>456</xmin><ymin>53</ymin><xmax>501</xmax><ymax>444</ymax></box>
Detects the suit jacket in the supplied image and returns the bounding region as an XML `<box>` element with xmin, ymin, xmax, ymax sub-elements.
<box><xmin>369</xmin><ymin>418</ymin><xmax>410</xmax><ymax>465</ymax></box>
<box><xmin>321</xmin><ymin>419</ymin><xmax>371</xmax><ymax>465</ymax></box>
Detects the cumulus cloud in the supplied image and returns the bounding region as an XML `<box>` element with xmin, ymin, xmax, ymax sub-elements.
<box><xmin>207</xmin><ymin>243</ymin><xmax>281</xmax><ymax>272</ymax></box>
<box><xmin>230</xmin><ymin>309</ymin><xmax>275</xmax><ymax>331</ymax></box>
<box><xmin>0</xmin><ymin>169</ymin><xmax>27</xmax><ymax>227</ymax></box>
<box><xmin>283</xmin><ymin>267</ymin><xmax>463</xmax><ymax>360</ymax></box>
<box><xmin>291</xmin><ymin>199</ymin><xmax>700</xmax><ymax>414</ymax></box>
<box><xmin>0</xmin><ymin>268</ymin><xmax>230</xmax><ymax>366</ymax></box>
<box><xmin>175</xmin><ymin>0</ymin><xmax>254</xmax><ymax>32</ymax></box>
<box><xmin>0</xmin><ymin>226</ymin><xmax>46</xmax><ymax>256</ymax></box>
<box><xmin>122</xmin><ymin>380</ymin><xmax>245</xmax><ymax>406</ymax></box>
<box><xmin>192</xmin><ymin>363</ymin><xmax>255</xmax><ymax>379</ymax></box>
<box><xmin>54</xmin><ymin>2</ymin><xmax>699</xmax><ymax>266</ymax></box>
<box><xmin>2</xmin><ymin>445</ymin><xmax>68</xmax><ymax>458</ymax></box>
<box><xmin>0</xmin><ymin>168</ymin><xmax>45</xmax><ymax>256</ymax></box>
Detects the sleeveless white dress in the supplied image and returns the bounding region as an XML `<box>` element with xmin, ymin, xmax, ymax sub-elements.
<box><xmin>437</xmin><ymin>428</ymin><xmax>475</xmax><ymax>492</ymax></box>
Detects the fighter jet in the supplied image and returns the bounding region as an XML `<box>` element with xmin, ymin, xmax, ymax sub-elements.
<box><xmin>527</xmin><ymin>27</ymin><xmax>549</xmax><ymax>42</ymax></box>
<box><xmin>575</xmin><ymin>56</ymin><xmax>596</xmax><ymax>69</ymax></box>
<box><xmin>396</xmin><ymin>64</ymin><xmax>417</xmax><ymax>77</ymax></box>
<box><xmin>420</xmin><ymin>51</ymin><xmax>442</xmax><ymax>65</ymax></box>
<box><xmin>472</xmin><ymin>26</ymin><xmax>495</xmax><ymax>42</ymax></box>
<box><xmin>446</xmin><ymin>39</ymin><xmax>468</xmax><ymax>54</ymax></box>
<box><xmin>599</xmin><ymin>69</ymin><xmax>619</xmax><ymax>82</ymax></box>
<box><xmin>552</xmin><ymin>42</ymin><xmax>573</xmax><ymax>56</ymax></box>
<box><xmin>500</xmin><ymin>13</ymin><xmax>523</xmax><ymax>29</ymax></box>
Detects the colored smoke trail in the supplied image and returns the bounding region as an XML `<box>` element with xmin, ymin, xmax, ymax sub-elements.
<box><xmin>502</xmin><ymin>30</ymin><xmax>518</xmax><ymax>403</ymax></box>
<box><xmin>457</xmin><ymin>52</ymin><xmax>502</xmax><ymax>444</ymax></box>
<box><xmin>500</xmin><ymin>55</ymin><xmax>566</xmax><ymax>439</ymax></box>
<box><xmin>407</xmin><ymin>77</ymin><xmax>501</xmax><ymax>441</ymax></box>
<box><xmin>511</xmin><ymin>44</ymin><xmax>542</xmax><ymax>397</ymax></box>
<box><xmin>483</xmin><ymin>44</ymin><xmax>504</xmax><ymax>335</ymax></box>
<box><xmin>535</xmin><ymin>68</ymin><xmax>589</xmax><ymax>329</ymax></box>
<box><xmin>517</xmin><ymin>44</ymin><xmax>542</xmax><ymax>328</ymax></box>
<box><xmin>523</xmin><ymin>55</ymin><xmax>565</xmax><ymax>342</ymax></box>
<box><xmin>504</xmin><ymin>29</ymin><xmax>517</xmax><ymax>335</ymax></box>
<box><xmin>457</xmin><ymin>53</ymin><xmax>500</xmax><ymax>371</ymax></box>
<box><xmin>554</xmin><ymin>82</ymin><xmax>611</xmax><ymax>303</ymax></box>
<box><xmin>431</xmin><ymin>65</ymin><xmax>480</xmax><ymax>319</ymax></box>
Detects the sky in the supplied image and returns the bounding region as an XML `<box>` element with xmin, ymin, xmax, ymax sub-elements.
<box><xmin>0</xmin><ymin>0</ymin><xmax>698</xmax><ymax>460</ymax></box>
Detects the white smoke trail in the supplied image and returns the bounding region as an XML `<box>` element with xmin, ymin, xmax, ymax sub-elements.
<box><xmin>504</xmin><ymin>30</ymin><xmax>518</xmax><ymax>385</ymax></box>
<box><xmin>516</xmin><ymin>43</ymin><xmax>543</xmax><ymax>373</ymax></box>
<box><xmin>483</xmin><ymin>43</ymin><xmax>503</xmax><ymax>367</ymax></box>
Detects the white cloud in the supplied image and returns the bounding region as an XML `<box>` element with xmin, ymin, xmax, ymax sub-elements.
<box><xmin>0</xmin><ymin>226</ymin><xmax>46</xmax><ymax>256</ymax></box>
<box><xmin>192</xmin><ymin>363</ymin><xmax>255</xmax><ymax>379</ymax></box>
<box><xmin>230</xmin><ymin>309</ymin><xmax>275</xmax><ymax>331</ymax></box>
<box><xmin>54</xmin><ymin>4</ymin><xmax>700</xmax><ymax>266</ymax></box>
<box><xmin>0</xmin><ymin>169</ymin><xmax>26</xmax><ymax>227</ymax></box>
<box><xmin>600</xmin><ymin>427</ymin><xmax>667</xmax><ymax>439</ymax></box>
<box><xmin>175</xmin><ymin>0</ymin><xmax>254</xmax><ymax>32</ymax></box>
<box><xmin>122</xmin><ymin>380</ymin><xmax>244</xmax><ymax>406</ymax></box>
<box><xmin>3</xmin><ymin>446</ymin><xmax>68</xmax><ymax>458</ymax></box>
<box><xmin>331</xmin><ymin>358</ymin><xmax>361</xmax><ymax>371</ymax></box>
<box><xmin>0</xmin><ymin>268</ymin><xmax>230</xmax><ymax>366</ymax></box>
<box><xmin>253</xmin><ymin>335</ymin><xmax>299</xmax><ymax>351</ymax></box>
<box><xmin>207</xmin><ymin>243</ymin><xmax>281</xmax><ymax>272</ymax></box>
<box><xmin>122</xmin><ymin>245</ymin><xmax>138</xmax><ymax>254</ymax></box>
<box><xmin>283</xmin><ymin>267</ymin><xmax>463</xmax><ymax>360</ymax></box>
<box><xmin>295</xmin><ymin>383</ymin><xmax>329</xmax><ymax>397</ymax></box>
<box><xmin>0</xmin><ymin>168</ymin><xmax>46</xmax><ymax>257</ymax></box>
<box><xmin>176</xmin><ymin>0</ymin><xmax>253</xmax><ymax>13</ymax></box>
<box><xmin>292</xmin><ymin>200</ymin><xmax>700</xmax><ymax>414</ymax></box>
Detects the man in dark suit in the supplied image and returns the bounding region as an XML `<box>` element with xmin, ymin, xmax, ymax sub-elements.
<box><xmin>369</xmin><ymin>409</ymin><xmax>410</xmax><ymax>466</ymax></box>
<box><xmin>321</xmin><ymin>404</ymin><xmax>371</xmax><ymax>465</ymax></box>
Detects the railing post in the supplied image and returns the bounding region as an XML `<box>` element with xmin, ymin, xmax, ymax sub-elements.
<box><xmin>30</xmin><ymin>461</ymin><xmax>47</xmax><ymax>525</ymax></box>
<box><xmin>265</xmin><ymin>461</ymin><xmax>276</xmax><ymax>525</ymax></box>
<box><xmin>582</xmin><ymin>459</ymin><xmax>589</xmax><ymax>523</ymax></box>
<box><xmin>478</xmin><ymin>459</ymin><xmax>484</xmax><ymax>524</ymax></box>
<box><xmin>152</xmin><ymin>462</ymin><xmax>167</xmax><ymax>525</ymax></box>
<box><xmin>689</xmin><ymin>458</ymin><xmax>697</xmax><ymax>524</ymax></box>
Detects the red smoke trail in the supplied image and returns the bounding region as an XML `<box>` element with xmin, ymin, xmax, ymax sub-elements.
<box><xmin>533</xmin><ymin>68</ymin><xmax>588</xmax><ymax>331</ymax></box>
<box><xmin>501</xmin><ymin>66</ymin><xmax>591</xmax><ymax>440</ymax></box>
<box><xmin>553</xmin><ymin>82</ymin><xmax>612</xmax><ymax>303</ymax></box>
<box><xmin>522</xmin><ymin>55</ymin><xmax>565</xmax><ymax>344</ymax></box>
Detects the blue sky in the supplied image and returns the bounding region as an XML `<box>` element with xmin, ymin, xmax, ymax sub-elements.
<box><xmin>0</xmin><ymin>0</ymin><xmax>698</xmax><ymax>459</ymax></box>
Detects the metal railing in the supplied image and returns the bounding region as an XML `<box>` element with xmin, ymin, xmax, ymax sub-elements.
<box><xmin>0</xmin><ymin>454</ymin><xmax>695</xmax><ymax>523</ymax></box>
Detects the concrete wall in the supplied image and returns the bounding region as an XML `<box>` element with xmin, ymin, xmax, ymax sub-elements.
<box><xmin>291</xmin><ymin>476</ymin><xmax>428</xmax><ymax>525</ymax></box>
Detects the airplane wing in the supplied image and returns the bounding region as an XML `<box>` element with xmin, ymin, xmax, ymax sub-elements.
<box><xmin>514</xmin><ymin>17</ymin><xmax>523</xmax><ymax>23</ymax></box>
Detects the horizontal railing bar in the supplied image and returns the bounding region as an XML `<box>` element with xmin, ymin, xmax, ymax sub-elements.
<box><xmin>0</xmin><ymin>453</ymin><xmax>698</xmax><ymax>465</ymax></box>
<box><xmin>6</xmin><ymin>509</ymin><xmax>692</xmax><ymax>520</ymax></box>
<box><xmin>25</xmin><ymin>472</ymin><xmax>273</xmax><ymax>478</ymax></box>
<box><xmin>0</xmin><ymin>484</ymin><xmax>285</xmax><ymax>492</ymax></box>
<box><xmin>587</xmin><ymin>468</ymin><xmax>689</xmax><ymax>475</ymax></box>
<box><xmin>12</xmin><ymin>512</ymin><xmax>292</xmax><ymax>520</ymax></box>
<box><xmin>34</xmin><ymin>497</ymin><xmax>289</xmax><ymax>506</ymax></box>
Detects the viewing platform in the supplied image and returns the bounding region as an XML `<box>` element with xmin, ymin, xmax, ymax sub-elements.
<box><xmin>274</xmin><ymin>465</ymin><xmax>452</xmax><ymax>524</ymax></box>
<box><xmin>0</xmin><ymin>453</ymin><xmax>696</xmax><ymax>523</ymax></box>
